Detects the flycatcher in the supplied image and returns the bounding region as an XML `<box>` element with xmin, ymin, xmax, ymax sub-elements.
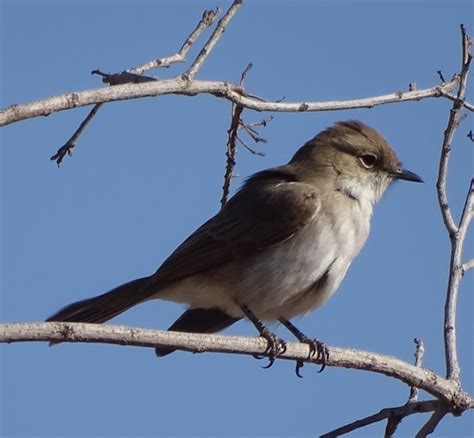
<box><xmin>48</xmin><ymin>120</ymin><xmax>422</xmax><ymax>368</ymax></box>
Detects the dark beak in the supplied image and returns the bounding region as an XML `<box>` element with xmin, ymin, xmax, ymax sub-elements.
<box><xmin>394</xmin><ymin>168</ymin><xmax>423</xmax><ymax>183</ymax></box>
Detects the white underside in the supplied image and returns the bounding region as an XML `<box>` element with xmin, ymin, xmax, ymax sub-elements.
<box><xmin>154</xmin><ymin>178</ymin><xmax>379</xmax><ymax>320</ymax></box>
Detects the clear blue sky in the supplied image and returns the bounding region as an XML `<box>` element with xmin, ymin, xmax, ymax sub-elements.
<box><xmin>1</xmin><ymin>1</ymin><xmax>473</xmax><ymax>436</ymax></box>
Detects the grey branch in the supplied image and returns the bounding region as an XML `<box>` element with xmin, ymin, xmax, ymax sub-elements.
<box><xmin>415</xmin><ymin>407</ymin><xmax>448</xmax><ymax>438</ymax></box>
<box><xmin>437</xmin><ymin>25</ymin><xmax>473</xmax><ymax>384</ymax></box>
<box><xmin>49</xmin><ymin>5</ymin><xmax>224</xmax><ymax>165</ymax></box>
<box><xmin>130</xmin><ymin>7</ymin><xmax>221</xmax><ymax>74</ymax></box>
<box><xmin>0</xmin><ymin>78</ymin><xmax>459</xmax><ymax>127</ymax></box>
<box><xmin>323</xmin><ymin>338</ymin><xmax>428</xmax><ymax>437</ymax></box>
<box><xmin>408</xmin><ymin>338</ymin><xmax>425</xmax><ymax>403</ymax></box>
<box><xmin>185</xmin><ymin>0</ymin><xmax>243</xmax><ymax>81</ymax></box>
<box><xmin>0</xmin><ymin>322</ymin><xmax>472</xmax><ymax>414</ymax></box>
<box><xmin>437</xmin><ymin>89</ymin><xmax>474</xmax><ymax>112</ymax></box>
<box><xmin>320</xmin><ymin>400</ymin><xmax>440</xmax><ymax>438</ymax></box>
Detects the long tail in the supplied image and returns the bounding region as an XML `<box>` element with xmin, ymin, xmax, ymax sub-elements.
<box><xmin>47</xmin><ymin>278</ymin><xmax>239</xmax><ymax>356</ymax></box>
<box><xmin>46</xmin><ymin>276</ymin><xmax>154</xmax><ymax>323</ymax></box>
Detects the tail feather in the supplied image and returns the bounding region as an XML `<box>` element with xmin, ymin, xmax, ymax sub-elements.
<box><xmin>47</xmin><ymin>276</ymin><xmax>153</xmax><ymax>324</ymax></box>
<box><xmin>47</xmin><ymin>278</ymin><xmax>239</xmax><ymax>356</ymax></box>
<box><xmin>155</xmin><ymin>307</ymin><xmax>240</xmax><ymax>357</ymax></box>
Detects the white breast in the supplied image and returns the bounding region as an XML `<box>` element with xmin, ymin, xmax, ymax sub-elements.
<box><xmin>158</xmin><ymin>195</ymin><xmax>373</xmax><ymax>321</ymax></box>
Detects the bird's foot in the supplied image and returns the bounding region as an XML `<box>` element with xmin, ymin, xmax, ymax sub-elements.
<box><xmin>295</xmin><ymin>336</ymin><xmax>329</xmax><ymax>377</ymax></box>
<box><xmin>240</xmin><ymin>304</ymin><xmax>286</xmax><ymax>369</ymax></box>
<box><xmin>259</xmin><ymin>327</ymin><xmax>287</xmax><ymax>369</ymax></box>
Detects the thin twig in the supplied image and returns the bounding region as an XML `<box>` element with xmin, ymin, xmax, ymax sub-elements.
<box><xmin>245</xmin><ymin>116</ymin><xmax>273</xmax><ymax>129</ymax></box>
<box><xmin>185</xmin><ymin>0</ymin><xmax>243</xmax><ymax>81</ymax></box>
<box><xmin>236</xmin><ymin>135</ymin><xmax>265</xmax><ymax>156</ymax></box>
<box><xmin>50</xmin><ymin>7</ymin><xmax>221</xmax><ymax>165</ymax></box>
<box><xmin>415</xmin><ymin>407</ymin><xmax>448</xmax><ymax>438</ymax></box>
<box><xmin>240</xmin><ymin>62</ymin><xmax>253</xmax><ymax>84</ymax></box>
<box><xmin>437</xmin><ymin>70</ymin><xmax>447</xmax><ymax>83</ymax></box>
<box><xmin>50</xmin><ymin>103</ymin><xmax>103</xmax><ymax>166</ymax></box>
<box><xmin>320</xmin><ymin>400</ymin><xmax>441</xmax><ymax>438</ymax></box>
<box><xmin>438</xmin><ymin>24</ymin><xmax>473</xmax><ymax>383</ymax></box>
<box><xmin>220</xmin><ymin>104</ymin><xmax>243</xmax><ymax>208</ymax></box>
<box><xmin>326</xmin><ymin>339</ymin><xmax>427</xmax><ymax>437</ymax></box>
<box><xmin>240</xmin><ymin>123</ymin><xmax>267</xmax><ymax>144</ymax></box>
<box><xmin>384</xmin><ymin>338</ymin><xmax>426</xmax><ymax>436</ymax></box>
<box><xmin>409</xmin><ymin>338</ymin><xmax>426</xmax><ymax>403</ymax></box>
<box><xmin>462</xmin><ymin>258</ymin><xmax>474</xmax><ymax>273</ymax></box>
<box><xmin>130</xmin><ymin>7</ymin><xmax>221</xmax><ymax>74</ymax></box>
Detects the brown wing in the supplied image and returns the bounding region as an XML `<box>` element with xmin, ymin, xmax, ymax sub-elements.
<box><xmin>148</xmin><ymin>166</ymin><xmax>320</xmax><ymax>289</ymax></box>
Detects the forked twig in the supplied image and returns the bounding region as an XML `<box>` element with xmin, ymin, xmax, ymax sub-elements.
<box><xmin>50</xmin><ymin>5</ymin><xmax>224</xmax><ymax>165</ymax></box>
<box><xmin>436</xmin><ymin>24</ymin><xmax>473</xmax><ymax>384</ymax></box>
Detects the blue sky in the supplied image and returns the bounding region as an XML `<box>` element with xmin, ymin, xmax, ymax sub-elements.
<box><xmin>1</xmin><ymin>0</ymin><xmax>473</xmax><ymax>437</ymax></box>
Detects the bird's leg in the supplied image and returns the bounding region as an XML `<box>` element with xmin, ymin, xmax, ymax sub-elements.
<box><xmin>279</xmin><ymin>318</ymin><xmax>329</xmax><ymax>377</ymax></box>
<box><xmin>240</xmin><ymin>305</ymin><xmax>286</xmax><ymax>369</ymax></box>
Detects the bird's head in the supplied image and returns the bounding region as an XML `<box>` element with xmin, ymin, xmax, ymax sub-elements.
<box><xmin>290</xmin><ymin>120</ymin><xmax>422</xmax><ymax>205</ymax></box>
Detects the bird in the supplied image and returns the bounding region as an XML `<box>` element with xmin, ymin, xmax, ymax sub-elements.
<box><xmin>47</xmin><ymin>120</ymin><xmax>422</xmax><ymax>371</ymax></box>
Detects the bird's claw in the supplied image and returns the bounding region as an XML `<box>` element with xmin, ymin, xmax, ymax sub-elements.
<box><xmin>294</xmin><ymin>337</ymin><xmax>329</xmax><ymax>376</ymax></box>
<box><xmin>259</xmin><ymin>328</ymin><xmax>286</xmax><ymax>369</ymax></box>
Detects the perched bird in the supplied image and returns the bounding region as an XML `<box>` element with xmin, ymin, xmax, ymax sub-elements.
<box><xmin>47</xmin><ymin>120</ymin><xmax>422</xmax><ymax>370</ymax></box>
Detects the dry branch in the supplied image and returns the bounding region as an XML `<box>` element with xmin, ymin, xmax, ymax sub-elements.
<box><xmin>320</xmin><ymin>400</ymin><xmax>440</xmax><ymax>438</ymax></box>
<box><xmin>0</xmin><ymin>321</ymin><xmax>472</xmax><ymax>414</ymax></box>
<box><xmin>185</xmin><ymin>0</ymin><xmax>243</xmax><ymax>80</ymax></box>
<box><xmin>130</xmin><ymin>7</ymin><xmax>221</xmax><ymax>74</ymax></box>
<box><xmin>220</xmin><ymin>104</ymin><xmax>243</xmax><ymax>208</ymax></box>
<box><xmin>415</xmin><ymin>407</ymin><xmax>448</xmax><ymax>438</ymax></box>
<box><xmin>436</xmin><ymin>24</ymin><xmax>473</xmax><ymax>384</ymax></box>
<box><xmin>49</xmin><ymin>6</ymin><xmax>223</xmax><ymax>165</ymax></box>
<box><xmin>0</xmin><ymin>78</ymin><xmax>459</xmax><ymax>128</ymax></box>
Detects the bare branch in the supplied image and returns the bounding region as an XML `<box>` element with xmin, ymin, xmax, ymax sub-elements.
<box><xmin>130</xmin><ymin>7</ymin><xmax>221</xmax><ymax>74</ymax></box>
<box><xmin>320</xmin><ymin>400</ymin><xmax>440</xmax><ymax>438</ymax></box>
<box><xmin>50</xmin><ymin>103</ymin><xmax>103</xmax><ymax>166</ymax></box>
<box><xmin>49</xmin><ymin>7</ymin><xmax>222</xmax><ymax>165</ymax></box>
<box><xmin>220</xmin><ymin>104</ymin><xmax>243</xmax><ymax>208</ymax></box>
<box><xmin>326</xmin><ymin>338</ymin><xmax>428</xmax><ymax>437</ymax></box>
<box><xmin>240</xmin><ymin>122</ymin><xmax>268</xmax><ymax>144</ymax></box>
<box><xmin>383</xmin><ymin>338</ymin><xmax>427</xmax><ymax>436</ymax></box>
<box><xmin>408</xmin><ymin>338</ymin><xmax>426</xmax><ymax>403</ymax></box>
<box><xmin>185</xmin><ymin>0</ymin><xmax>243</xmax><ymax>81</ymax></box>
<box><xmin>443</xmin><ymin>179</ymin><xmax>474</xmax><ymax>381</ymax></box>
<box><xmin>236</xmin><ymin>135</ymin><xmax>265</xmax><ymax>156</ymax></box>
<box><xmin>415</xmin><ymin>407</ymin><xmax>448</xmax><ymax>438</ymax></box>
<box><xmin>438</xmin><ymin>25</ymin><xmax>473</xmax><ymax>384</ymax></box>
<box><xmin>438</xmin><ymin>89</ymin><xmax>474</xmax><ymax>111</ymax></box>
<box><xmin>0</xmin><ymin>78</ymin><xmax>459</xmax><ymax>127</ymax></box>
<box><xmin>245</xmin><ymin>116</ymin><xmax>273</xmax><ymax>129</ymax></box>
<box><xmin>0</xmin><ymin>322</ymin><xmax>472</xmax><ymax>413</ymax></box>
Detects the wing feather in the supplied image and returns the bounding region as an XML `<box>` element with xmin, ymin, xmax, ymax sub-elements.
<box><xmin>149</xmin><ymin>166</ymin><xmax>320</xmax><ymax>289</ymax></box>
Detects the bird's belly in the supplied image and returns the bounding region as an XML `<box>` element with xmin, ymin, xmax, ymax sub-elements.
<box><xmin>158</xmin><ymin>213</ymin><xmax>369</xmax><ymax>320</ymax></box>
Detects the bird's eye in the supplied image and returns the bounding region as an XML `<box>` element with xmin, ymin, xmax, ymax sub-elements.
<box><xmin>359</xmin><ymin>154</ymin><xmax>377</xmax><ymax>169</ymax></box>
